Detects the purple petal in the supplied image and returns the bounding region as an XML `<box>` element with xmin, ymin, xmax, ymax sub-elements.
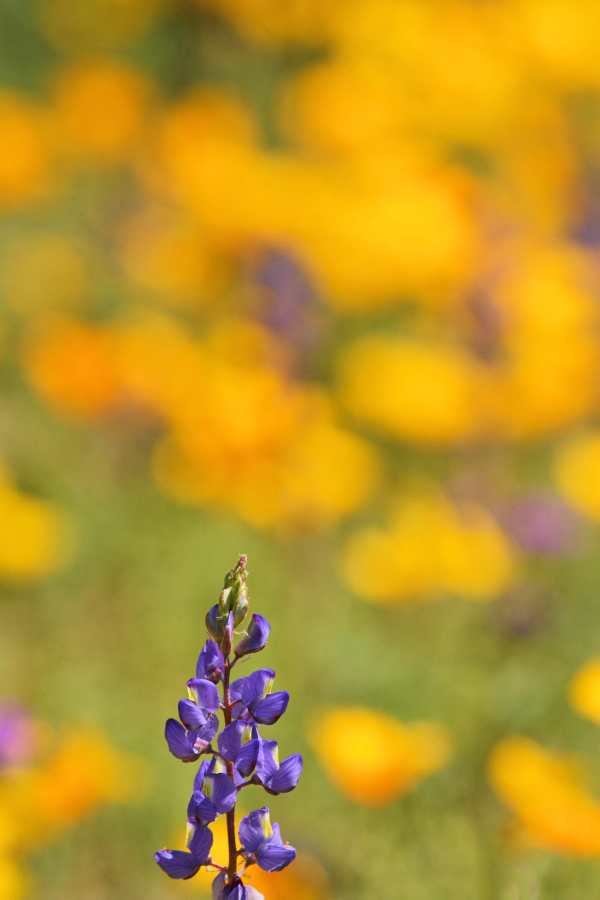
<box><xmin>236</xmin><ymin>739</ymin><xmax>260</xmax><ymax>778</ymax></box>
<box><xmin>187</xmin><ymin>679</ymin><xmax>221</xmax><ymax>713</ymax></box>
<box><xmin>251</xmin><ymin>692</ymin><xmax>289</xmax><ymax>726</ymax></box>
<box><xmin>257</xmin><ymin>841</ymin><xmax>296</xmax><ymax>872</ymax></box>
<box><xmin>212</xmin><ymin>872</ymin><xmax>226</xmax><ymax>900</ymax></box>
<box><xmin>194</xmin><ymin>714</ymin><xmax>219</xmax><ymax>752</ymax></box>
<box><xmin>188</xmin><ymin>822</ymin><xmax>213</xmax><ymax>864</ymax></box>
<box><xmin>235</xmin><ymin>614</ymin><xmax>271</xmax><ymax>657</ymax></box>
<box><xmin>197</xmin><ymin>640</ymin><xmax>225</xmax><ymax>682</ymax></box>
<box><xmin>218</xmin><ymin>878</ymin><xmax>246</xmax><ymax>900</ymax></box>
<box><xmin>189</xmin><ymin>790</ymin><xmax>217</xmax><ymax>826</ymax></box>
<box><xmin>245</xmin><ymin>888</ymin><xmax>265</xmax><ymax>900</ymax></box>
<box><xmin>154</xmin><ymin>849</ymin><xmax>200</xmax><ymax>879</ymax></box>
<box><xmin>265</xmin><ymin>754</ymin><xmax>302</xmax><ymax>794</ymax></box>
<box><xmin>203</xmin><ymin>772</ymin><xmax>237</xmax><ymax>815</ymax></box>
<box><xmin>238</xmin><ymin>808</ymin><xmax>272</xmax><ymax>853</ymax></box>
<box><xmin>218</xmin><ymin>721</ymin><xmax>250</xmax><ymax>762</ymax></box>
<box><xmin>179</xmin><ymin>699</ymin><xmax>208</xmax><ymax>730</ymax></box>
<box><xmin>254</xmin><ymin>740</ymin><xmax>279</xmax><ymax>784</ymax></box>
<box><xmin>193</xmin><ymin>759</ymin><xmax>211</xmax><ymax>792</ymax></box>
<box><xmin>241</xmin><ymin>670</ymin><xmax>275</xmax><ymax>707</ymax></box>
<box><xmin>165</xmin><ymin>719</ymin><xmax>199</xmax><ymax>761</ymax></box>
<box><xmin>230</xmin><ymin>678</ymin><xmax>247</xmax><ymax>702</ymax></box>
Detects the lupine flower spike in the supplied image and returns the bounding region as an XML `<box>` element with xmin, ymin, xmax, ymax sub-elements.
<box><xmin>155</xmin><ymin>555</ymin><xmax>301</xmax><ymax>899</ymax></box>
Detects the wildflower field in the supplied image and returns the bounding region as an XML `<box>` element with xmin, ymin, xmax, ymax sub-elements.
<box><xmin>3</xmin><ymin>0</ymin><xmax>600</xmax><ymax>897</ymax></box>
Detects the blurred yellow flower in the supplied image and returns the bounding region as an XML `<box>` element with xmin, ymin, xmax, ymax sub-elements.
<box><xmin>0</xmin><ymin>462</ymin><xmax>73</xmax><ymax>585</ymax></box>
<box><xmin>569</xmin><ymin>658</ymin><xmax>600</xmax><ymax>726</ymax></box>
<box><xmin>511</xmin><ymin>0</ymin><xmax>600</xmax><ymax>90</ymax></box>
<box><xmin>553</xmin><ymin>433</ymin><xmax>600</xmax><ymax>522</ymax></box>
<box><xmin>2</xmin><ymin>232</ymin><xmax>91</xmax><ymax>315</ymax></box>
<box><xmin>115</xmin><ymin>313</ymin><xmax>378</xmax><ymax>530</ymax></box>
<box><xmin>117</xmin><ymin>209</ymin><xmax>226</xmax><ymax>307</ymax></box>
<box><xmin>341</xmin><ymin>492</ymin><xmax>516</xmax><ymax>604</ymax></box>
<box><xmin>23</xmin><ymin>316</ymin><xmax>121</xmax><ymax>420</ymax></box>
<box><xmin>50</xmin><ymin>60</ymin><xmax>152</xmax><ymax>164</ymax></box>
<box><xmin>0</xmin><ymin>856</ymin><xmax>25</xmax><ymax>900</ymax></box>
<box><xmin>309</xmin><ymin>706</ymin><xmax>451</xmax><ymax>806</ymax></box>
<box><xmin>337</xmin><ymin>337</ymin><xmax>481</xmax><ymax>445</ymax></box>
<box><xmin>0</xmin><ymin>92</ymin><xmax>50</xmax><ymax>210</ymax></box>
<box><xmin>489</xmin><ymin>736</ymin><xmax>600</xmax><ymax>857</ymax></box>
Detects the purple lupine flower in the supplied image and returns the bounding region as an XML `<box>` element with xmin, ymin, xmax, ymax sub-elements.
<box><xmin>165</xmin><ymin>715</ymin><xmax>219</xmax><ymax>761</ymax></box>
<box><xmin>238</xmin><ymin>808</ymin><xmax>296</xmax><ymax>872</ymax></box>
<box><xmin>197</xmin><ymin>640</ymin><xmax>225</xmax><ymax>683</ymax></box>
<box><xmin>235</xmin><ymin>615</ymin><xmax>270</xmax><ymax>658</ymax></box>
<box><xmin>236</xmin><ymin>736</ymin><xmax>302</xmax><ymax>795</ymax></box>
<box><xmin>155</xmin><ymin>555</ymin><xmax>300</xmax><ymax>893</ymax></box>
<box><xmin>155</xmin><ymin>820</ymin><xmax>213</xmax><ymax>879</ymax></box>
<box><xmin>240</xmin><ymin>669</ymin><xmax>289</xmax><ymax>726</ymax></box>
<box><xmin>0</xmin><ymin>705</ymin><xmax>37</xmax><ymax>768</ymax></box>
<box><xmin>188</xmin><ymin>772</ymin><xmax>237</xmax><ymax>825</ymax></box>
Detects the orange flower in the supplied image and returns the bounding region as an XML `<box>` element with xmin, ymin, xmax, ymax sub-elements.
<box><xmin>23</xmin><ymin>317</ymin><xmax>121</xmax><ymax>420</ymax></box>
<box><xmin>489</xmin><ymin>736</ymin><xmax>600</xmax><ymax>857</ymax></box>
<box><xmin>310</xmin><ymin>707</ymin><xmax>451</xmax><ymax>806</ymax></box>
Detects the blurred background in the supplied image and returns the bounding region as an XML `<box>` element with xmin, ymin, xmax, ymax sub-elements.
<box><xmin>4</xmin><ymin>0</ymin><xmax>600</xmax><ymax>898</ymax></box>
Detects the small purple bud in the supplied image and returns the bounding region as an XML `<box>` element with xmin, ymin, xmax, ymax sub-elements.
<box><xmin>206</xmin><ymin>604</ymin><xmax>222</xmax><ymax>642</ymax></box>
<box><xmin>235</xmin><ymin>615</ymin><xmax>270</xmax><ymax>658</ymax></box>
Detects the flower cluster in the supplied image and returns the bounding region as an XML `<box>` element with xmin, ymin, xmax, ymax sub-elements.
<box><xmin>155</xmin><ymin>555</ymin><xmax>302</xmax><ymax>898</ymax></box>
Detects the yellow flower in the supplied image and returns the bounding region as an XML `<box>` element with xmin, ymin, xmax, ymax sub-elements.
<box><xmin>0</xmin><ymin>461</ymin><xmax>73</xmax><ymax>585</ymax></box>
<box><xmin>553</xmin><ymin>433</ymin><xmax>600</xmax><ymax>522</ymax></box>
<box><xmin>569</xmin><ymin>658</ymin><xmax>600</xmax><ymax>726</ymax></box>
<box><xmin>337</xmin><ymin>337</ymin><xmax>481</xmax><ymax>445</ymax></box>
<box><xmin>0</xmin><ymin>856</ymin><xmax>25</xmax><ymax>900</ymax></box>
<box><xmin>0</xmin><ymin>91</ymin><xmax>50</xmax><ymax>210</ymax></box>
<box><xmin>310</xmin><ymin>707</ymin><xmax>451</xmax><ymax>806</ymax></box>
<box><xmin>50</xmin><ymin>60</ymin><xmax>152</xmax><ymax>164</ymax></box>
<box><xmin>117</xmin><ymin>209</ymin><xmax>226</xmax><ymax>307</ymax></box>
<box><xmin>488</xmin><ymin>736</ymin><xmax>600</xmax><ymax>857</ymax></box>
<box><xmin>341</xmin><ymin>492</ymin><xmax>515</xmax><ymax>604</ymax></box>
<box><xmin>114</xmin><ymin>313</ymin><xmax>378</xmax><ymax>530</ymax></box>
<box><xmin>511</xmin><ymin>0</ymin><xmax>600</xmax><ymax>90</ymax></box>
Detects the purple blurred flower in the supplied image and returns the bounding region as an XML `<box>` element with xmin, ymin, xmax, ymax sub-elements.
<box><xmin>255</xmin><ymin>247</ymin><xmax>322</xmax><ymax>352</ymax></box>
<box><xmin>506</xmin><ymin>493</ymin><xmax>578</xmax><ymax>555</ymax></box>
<box><xmin>0</xmin><ymin>705</ymin><xmax>37</xmax><ymax>768</ymax></box>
